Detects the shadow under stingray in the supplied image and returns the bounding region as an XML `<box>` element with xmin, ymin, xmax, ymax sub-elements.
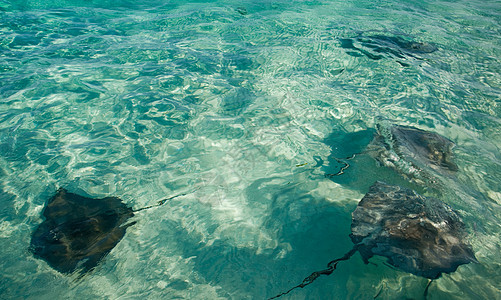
<box><xmin>167</xmin><ymin>177</ymin><xmax>356</xmax><ymax>299</ymax></box>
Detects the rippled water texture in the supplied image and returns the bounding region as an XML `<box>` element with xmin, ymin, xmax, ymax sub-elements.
<box><xmin>1</xmin><ymin>0</ymin><xmax>500</xmax><ymax>299</ymax></box>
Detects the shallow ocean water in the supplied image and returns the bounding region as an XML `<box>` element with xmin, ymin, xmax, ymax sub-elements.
<box><xmin>0</xmin><ymin>0</ymin><xmax>500</xmax><ymax>299</ymax></box>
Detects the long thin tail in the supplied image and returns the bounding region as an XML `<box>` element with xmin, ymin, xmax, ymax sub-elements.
<box><xmin>133</xmin><ymin>188</ymin><xmax>199</xmax><ymax>213</ymax></box>
<box><xmin>268</xmin><ymin>246</ymin><xmax>359</xmax><ymax>300</ymax></box>
<box><xmin>423</xmin><ymin>279</ymin><xmax>433</xmax><ymax>300</ymax></box>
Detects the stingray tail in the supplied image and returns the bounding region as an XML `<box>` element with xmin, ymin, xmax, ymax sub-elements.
<box><xmin>133</xmin><ymin>188</ymin><xmax>199</xmax><ymax>213</ymax></box>
<box><xmin>268</xmin><ymin>246</ymin><xmax>359</xmax><ymax>300</ymax></box>
<box><xmin>423</xmin><ymin>279</ymin><xmax>433</xmax><ymax>300</ymax></box>
<box><xmin>324</xmin><ymin>154</ymin><xmax>358</xmax><ymax>178</ymax></box>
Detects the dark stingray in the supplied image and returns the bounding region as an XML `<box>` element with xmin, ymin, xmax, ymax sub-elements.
<box><xmin>351</xmin><ymin>182</ymin><xmax>476</xmax><ymax>278</ymax></box>
<box><xmin>30</xmin><ymin>188</ymin><xmax>179</xmax><ymax>275</ymax></box>
<box><xmin>369</xmin><ymin>125</ymin><xmax>458</xmax><ymax>182</ymax></box>
<box><xmin>236</xmin><ymin>6</ymin><xmax>248</xmax><ymax>15</ymax></box>
<box><xmin>362</xmin><ymin>35</ymin><xmax>438</xmax><ymax>54</ymax></box>
<box><xmin>340</xmin><ymin>34</ymin><xmax>437</xmax><ymax>65</ymax></box>
<box><xmin>320</xmin><ymin>125</ymin><xmax>456</xmax><ymax>193</ymax></box>
<box><xmin>270</xmin><ymin>182</ymin><xmax>476</xmax><ymax>299</ymax></box>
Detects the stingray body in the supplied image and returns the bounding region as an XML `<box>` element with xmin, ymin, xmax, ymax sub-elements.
<box><xmin>369</xmin><ymin>125</ymin><xmax>458</xmax><ymax>183</ymax></box>
<box><xmin>362</xmin><ymin>35</ymin><xmax>438</xmax><ymax>54</ymax></box>
<box><xmin>340</xmin><ymin>34</ymin><xmax>437</xmax><ymax>65</ymax></box>
<box><xmin>270</xmin><ymin>182</ymin><xmax>476</xmax><ymax>299</ymax></box>
<box><xmin>30</xmin><ymin>188</ymin><xmax>135</xmax><ymax>274</ymax></box>
<box><xmin>351</xmin><ymin>181</ymin><xmax>476</xmax><ymax>279</ymax></box>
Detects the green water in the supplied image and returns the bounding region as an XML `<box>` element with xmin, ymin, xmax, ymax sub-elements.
<box><xmin>0</xmin><ymin>0</ymin><xmax>500</xmax><ymax>299</ymax></box>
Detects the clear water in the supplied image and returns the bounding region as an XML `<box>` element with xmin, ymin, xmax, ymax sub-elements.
<box><xmin>1</xmin><ymin>0</ymin><xmax>500</xmax><ymax>299</ymax></box>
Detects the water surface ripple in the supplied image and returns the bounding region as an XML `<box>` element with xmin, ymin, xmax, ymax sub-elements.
<box><xmin>0</xmin><ymin>0</ymin><xmax>500</xmax><ymax>299</ymax></box>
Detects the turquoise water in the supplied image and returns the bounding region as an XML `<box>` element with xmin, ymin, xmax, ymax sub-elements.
<box><xmin>1</xmin><ymin>0</ymin><xmax>500</xmax><ymax>299</ymax></box>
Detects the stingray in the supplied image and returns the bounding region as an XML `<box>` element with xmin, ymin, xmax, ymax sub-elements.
<box><xmin>362</xmin><ymin>35</ymin><xmax>438</xmax><ymax>54</ymax></box>
<box><xmin>270</xmin><ymin>181</ymin><xmax>476</xmax><ymax>299</ymax></box>
<box><xmin>30</xmin><ymin>188</ymin><xmax>185</xmax><ymax>275</ymax></box>
<box><xmin>321</xmin><ymin>125</ymin><xmax>456</xmax><ymax>192</ymax></box>
<box><xmin>368</xmin><ymin>124</ymin><xmax>458</xmax><ymax>183</ymax></box>
<box><xmin>339</xmin><ymin>34</ymin><xmax>437</xmax><ymax>66</ymax></box>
